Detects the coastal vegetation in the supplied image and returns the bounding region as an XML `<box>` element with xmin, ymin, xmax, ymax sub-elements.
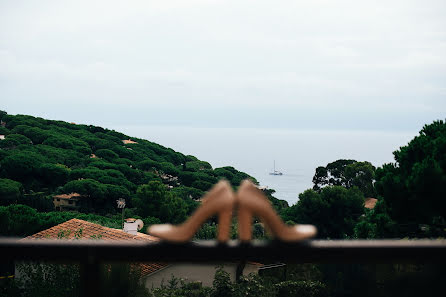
<box><xmin>0</xmin><ymin>110</ymin><xmax>272</xmax><ymax>236</ymax></box>
<box><xmin>281</xmin><ymin>120</ymin><xmax>446</xmax><ymax>239</ymax></box>
<box><xmin>0</xmin><ymin>110</ymin><xmax>445</xmax><ymax>296</ymax></box>
<box><xmin>2</xmin><ymin>260</ymin><xmax>444</xmax><ymax>297</ymax></box>
<box><xmin>0</xmin><ymin>110</ymin><xmax>445</xmax><ymax>239</ymax></box>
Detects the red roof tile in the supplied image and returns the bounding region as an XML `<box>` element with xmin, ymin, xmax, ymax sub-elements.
<box><xmin>53</xmin><ymin>193</ymin><xmax>82</xmax><ymax>200</ymax></box>
<box><xmin>25</xmin><ymin>218</ymin><xmax>158</xmax><ymax>241</ymax></box>
<box><xmin>24</xmin><ymin>219</ymin><xmax>166</xmax><ymax>276</ymax></box>
<box><xmin>364</xmin><ymin>198</ymin><xmax>378</xmax><ymax>209</ymax></box>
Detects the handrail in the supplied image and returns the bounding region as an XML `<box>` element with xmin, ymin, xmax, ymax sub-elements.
<box><xmin>1</xmin><ymin>238</ymin><xmax>446</xmax><ymax>263</ymax></box>
<box><xmin>2</xmin><ymin>238</ymin><xmax>445</xmax><ymax>297</ymax></box>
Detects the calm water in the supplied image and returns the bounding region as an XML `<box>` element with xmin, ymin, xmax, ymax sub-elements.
<box><xmin>109</xmin><ymin>125</ymin><xmax>415</xmax><ymax>205</ymax></box>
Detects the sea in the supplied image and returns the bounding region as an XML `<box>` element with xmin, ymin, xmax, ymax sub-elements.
<box><xmin>108</xmin><ymin>125</ymin><xmax>416</xmax><ymax>206</ymax></box>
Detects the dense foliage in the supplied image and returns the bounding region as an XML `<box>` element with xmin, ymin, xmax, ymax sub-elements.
<box><xmin>0</xmin><ymin>204</ymin><xmax>123</xmax><ymax>237</ymax></box>
<box><xmin>2</xmin><ymin>262</ymin><xmax>443</xmax><ymax>297</ymax></box>
<box><xmin>312</xmin><ymin>159</ymin><xmax>376</xmax><ymax>197</ymax></box>
<box><xmin>0</xmin><ymin>111</ymin><xmax>283</xmax><ymax>235</ymax></box>
<box><xmin>374</xmin><ymin>120</ymin><xmax>446</xmax><ymax>236</ymax></box>
<box><xmin>280</xmin><ymin>119</ymin><xmax>446</xmax><ymax>239</ymax></box>
<box><xmin>281</xmin><ymin>186</ymin><xmax>364</xmax><ymax>239</ymax></box>
<box><xmin>1</xmin><ymin>110</ymin><xmax>445</xmax><ymax>297</ymax></box>
<box><xmin>1</xmin><ymin>111</ymin><xmax>445</xmax><ymax>240</ymax></box>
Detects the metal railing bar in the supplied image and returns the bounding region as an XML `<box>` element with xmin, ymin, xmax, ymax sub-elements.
<box><xmin>1</xmin><ymin>239</ymin><xmax>446</xmax><ymax>263</ymax></box>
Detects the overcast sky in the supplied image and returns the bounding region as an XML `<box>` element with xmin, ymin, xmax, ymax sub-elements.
<box><xmin>1</xmin><ymin>0</ymin><xmax>445</xmax><ymax>131</ymax></box>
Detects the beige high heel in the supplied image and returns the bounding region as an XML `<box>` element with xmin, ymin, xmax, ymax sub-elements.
<box><xmin>237</xmin><ymin>179</ymin><xmax>317</xmax><ymax>242</ymax></box>
<box><xmin>148</xmin><ymin>180</ymin><xmax>235</xmax><ymax>243</ymax></box>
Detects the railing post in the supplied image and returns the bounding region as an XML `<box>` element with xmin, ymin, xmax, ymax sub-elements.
<box><xmin>80</xmin><ymin>249</ymin><xmax>101</xmax><ymax>297</ymax></box>
<box><xmin>236</xmin><ymin>260</ymin><xmax>246</xmax><ymax>281</ymax></box>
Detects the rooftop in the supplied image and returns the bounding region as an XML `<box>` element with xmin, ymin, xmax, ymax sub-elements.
<box><xmin>53</xmin><ymin>193</ymin><xmax>82</xmax><ymax>200</ymax></box>
<box><xmin>364</xmin><ymin>198</ymin><xmax>378</xmax><ymax>209</ymax></box>
<box><xmin>25</xmin><ymin>218</ymin><xmax>158</xmax><ymax>242</ymax></box>
<box><xmin>24</xmin><ymin>218</ymin><xmax>164</xmax><ymax>277</ymax></box>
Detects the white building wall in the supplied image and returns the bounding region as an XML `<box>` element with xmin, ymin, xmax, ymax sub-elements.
<box><xmin>144</xmin><ymin>262</ymin><xmax>260</xmax><ymax>288</ymax></box>
<box><xmin>242</xmin><ymin>263</ymin><xmax>260</xmax><ymax>276</ymax></box>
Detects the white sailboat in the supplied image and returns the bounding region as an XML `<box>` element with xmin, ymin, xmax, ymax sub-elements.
<box><xmin>269</xmin><ymin>160</ymin><xmax>283</xmax><ymax>176</ymax></box>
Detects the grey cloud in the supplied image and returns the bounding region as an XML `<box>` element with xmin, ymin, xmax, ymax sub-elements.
<box><xmin>1</xmin><ymin>0</ymin><xmax>445</xmax><ymax>129</ymax></box>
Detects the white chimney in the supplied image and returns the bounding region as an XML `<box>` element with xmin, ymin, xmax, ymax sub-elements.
<box><xmin>123</xmin><ymin>218</ymin><xmax>138</xmax><ymax>235</ymax></box>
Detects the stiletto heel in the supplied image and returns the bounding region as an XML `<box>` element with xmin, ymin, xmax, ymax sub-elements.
<box><xmin>237</xmin><ymin>207</ymin><xmax>253</xmax><ymax>242</ymax></box>
<box><xmin>217</xmin><ymin>208</ymin><xmax>232</xmax><ymax>242</ymax></box>
<box><xmin>237</xmin><ymin>180</ymin><xmax>317</xmax><ymax>242</ymax></box>
<box><xmin>148</xmin><ymin>180</ymin><xmax>235</xmax><ymax>243</ymax></box>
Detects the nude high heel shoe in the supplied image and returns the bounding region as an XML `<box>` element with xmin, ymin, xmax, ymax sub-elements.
<box><xmin>148</xmin><ymin>180</ymin><xmax>235</xmax><ymax>243</ymax></box>
<box><xmin>237</xmin><ymin>180</ymin><xmax>317</xmax><ymax>242</ymax></box>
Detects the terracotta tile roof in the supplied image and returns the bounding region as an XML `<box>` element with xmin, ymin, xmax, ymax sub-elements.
<box><xmin>364</xmin><ymin>198</ymin><xmax>378</xmax><ymax>209</ymax></box>
<box><xmin>25</xmin><ymin>218</ymin><xmax>159</xmax><ymax>242</ymax></box>
<box><xmin>53</xmin><ymin>193</ymin><xmax>82</xmax><ymax>200</ymax></box>
<box><xmin>140</xmin><ymin>263</ymin><xmax>168</xmax><ymax>275</ymax></box>
<box><xmin>24</xmin><ymin>218</ymin><xmax>166</xmax><ymax>276</ymax></box>
<box><xmin>122</xmin><ymin>139</ymin><xmax>138</xmax><ymax>144</ymax></box>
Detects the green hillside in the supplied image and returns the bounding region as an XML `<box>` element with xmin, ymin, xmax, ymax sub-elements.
<box><xmin>0</xmin><ymin>110</ymin><xmax>287</xmax><ymax>236</ymax></box>
<box><xmin>2</xmin><ymin>109</ymin><xmax>444</xmax><ymax>240</ymax></box>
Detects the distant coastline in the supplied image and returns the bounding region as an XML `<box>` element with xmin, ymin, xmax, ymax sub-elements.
<box><xmin>108</xmin><ymin>124</ymin><xmax>415</xmax><ymax>205</ymax></box>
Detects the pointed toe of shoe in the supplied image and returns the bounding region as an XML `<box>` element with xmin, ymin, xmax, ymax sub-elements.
<box><xmin>294</xmin><ymin>224</ymin><xmax>317</xmax><ymax>239</ymax></box>
<box><xmin>147</xmin><ymin>224</ymin><xmax>174</xmax><ymax>238</ymax></box>
<box><xmin>148</xmin><ymin>224</ymin><xmax>192</xmax><ymax>242</ymax></box>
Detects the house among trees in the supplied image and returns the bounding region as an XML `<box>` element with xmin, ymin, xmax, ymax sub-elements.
<box><xmin>364</xmin><ymin>198</ymin><xmax>378</xmax><ymax>209</ymax></box>
<box><xmin>20</xmin><ymin>219</ymin><xmax>263</xmax><ymax>288</ymax></box>
<box><xmin>0</xmin><ymin>134</ymin><xmax>5</xmax><ymax>140</ymax></box>
<box><xmin>122</xmin><ymin>139</ymin><xmax>138</xmax><ymax>144</ymax></box>
<box><xmin>52</xmin><ymin>193</ymin><xmax>83</xmax><ymax>211</ymax></box>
